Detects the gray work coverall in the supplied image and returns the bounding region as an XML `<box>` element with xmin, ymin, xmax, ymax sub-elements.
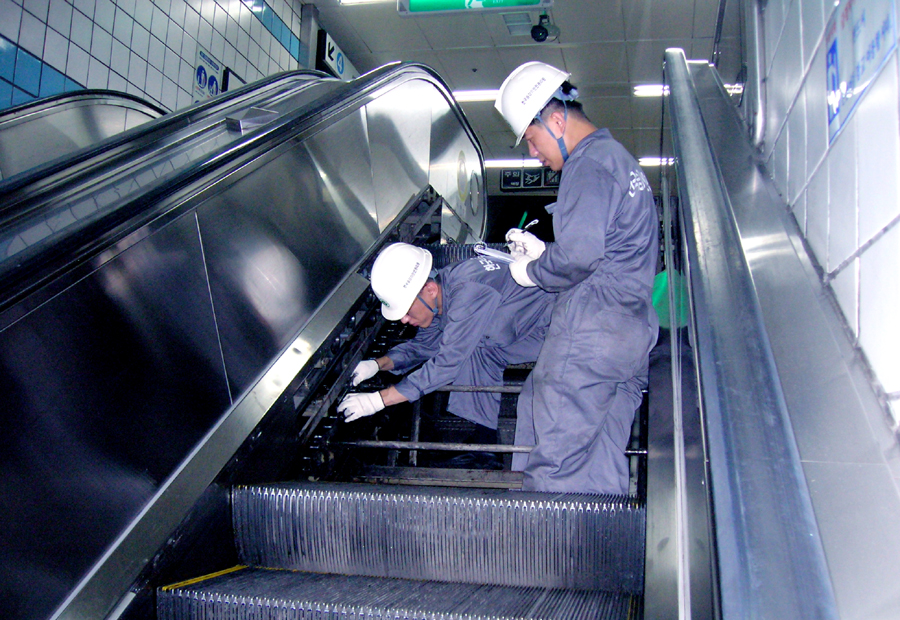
<box><xmin>388</xmin><ymin>256</ymin><xmax>554</xmax><ymax>430</ymax></box>
<box><xmin>513</xmin><ymin>128</ymin><xmax>659</xmax><ymax>495</ymax></box>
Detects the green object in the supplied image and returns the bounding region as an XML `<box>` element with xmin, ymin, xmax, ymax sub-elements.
<box><xmin>408</xmin><ymin>0</ymin><xmax>544</xmax><ymax>12</ymax></box>
<box><xmin>518</xmin><ymin>212</ymin><xmax>528</xmax><ymax>228</ymax></box>
<box><xmin>652</xmin><ymin>270</ymin><xmax>689</xmax><ymax>329</ymax></box>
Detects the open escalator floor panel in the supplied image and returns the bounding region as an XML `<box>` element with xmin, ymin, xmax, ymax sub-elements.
<box><xmin>158</xmin><ymin>566</ymin><xmax>643</xmax><ymax>620</ymax></box>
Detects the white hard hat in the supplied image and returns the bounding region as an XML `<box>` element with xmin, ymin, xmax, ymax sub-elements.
<box><xmin>494</xmin><ymin>61</ymin><xmax>571</xmax><ymax>144</ymax></box>
<box><xmin>370</xmin><ymin>243</ymin><xmax>433</xmax><ymax>321</ymax></box>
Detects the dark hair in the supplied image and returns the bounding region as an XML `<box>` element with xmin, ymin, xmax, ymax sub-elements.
<box><xmin>531</xmin><ymin>81</ymin><xmax>589</xmax><ymax>127</ymax></box>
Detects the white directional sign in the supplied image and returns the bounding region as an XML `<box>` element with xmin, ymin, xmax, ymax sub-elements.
<box><xmin>318</xmin><ymin>30</ymin><xmax>359</xmax><ymax>81</ymax></box>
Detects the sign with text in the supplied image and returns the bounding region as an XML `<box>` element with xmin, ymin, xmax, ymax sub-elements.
<box><xmin>826</xmin><ymin>0</ymin><xmax>897</xmax><ymax>143</ymax></box>
<box><xmin>316</xmin><ymin>30</ymin><xmax>359</xmax><ymax>81</ymax></box>
<box><xmin>193</xmin><ymin>46</ymin><xmax>223</xmax><ymax>103</ymax></box>
<box><xmin>500</xmin><ymin>167</ymin><xmax>560</xmax><ymax>191</ymax></box>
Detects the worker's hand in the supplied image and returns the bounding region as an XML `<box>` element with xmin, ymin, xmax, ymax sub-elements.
<box><xmin>506</xmin><ymin>228</ymin><xmax>546</xmax><ymax>260</ymax></box>
<box><xmin>338</xmin><ymin>391</ymin><xmax>385</xmax><ymax>422</ymax></box>
<box><xmin>350</xmin><ymin>359</ymin><xmax>380</xmax><ymax>386</ymax></box>
<box><xmin>509</xmin><ymin>256</ymin><xmax>537</xmax><ymax>287</ymax></box>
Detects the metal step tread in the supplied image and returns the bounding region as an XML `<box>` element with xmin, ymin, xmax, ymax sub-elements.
<box><xmin>233</xmin><ymin>482</ymin><xmax>645</xmax><ymax>593</ymax></box>
<box><xmin>158</xmin><ymin>566</ymin><xmax>643</xmax><ymax>620</ymax></box>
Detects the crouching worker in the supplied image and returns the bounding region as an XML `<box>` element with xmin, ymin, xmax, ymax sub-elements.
<box><xmin>337</xmin><ymin>242</ymin><xmax>555</xmax><ymax>469</ymax></box>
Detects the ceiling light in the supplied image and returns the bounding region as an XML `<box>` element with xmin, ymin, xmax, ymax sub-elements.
<box><xmin>634</xmin><ymin>85</ymin><xmax>669</xmax><ymax>97</ymax></box>
<box><xmin>502</xmin><ymin>12</ymin><xmax>533</xmax><ymax>36</ymax></box>
<box><xmin>453</xmin><ymin>89</ymin><xmax>500</xmax><ymax>102</ymax></box>
<box><xmin>633</xmin><ymin>84</ymin><xmax>742</xmax><ymax>98</ymax></box>
<box><xmin>639</xmin><ymin>157</ymin><xmax>674</xmax><ymax>167</ymax></box>
<box><xmin>484</xmin><ymin>158</ymin><xmax>543</xmax><ymax>168</ymax></box>
<box><xmin>340</xmin><ymin>0</ymin><xmax>392</xmax><ymax>5</ymax></box>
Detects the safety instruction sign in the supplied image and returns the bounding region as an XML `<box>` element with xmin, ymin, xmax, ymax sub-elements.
<box><xmin>500</xmin><ymin>167</ymin><xmax>560</xmax><ymax>191</ymax></box>
<box><xmin>826</xmin><ymin>0</ymin><xmax>897</xmax><ymax>143</ymax></box>
<box><xmin>194</xmin><ymin>46</ymin><xmax>223</xmax><ymax>103</ymax></box>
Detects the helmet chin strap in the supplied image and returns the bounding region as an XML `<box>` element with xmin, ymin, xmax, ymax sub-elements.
<box><xmin>536</xmin><ymin>99</ymin><xmax>569</xmax><ymax>163</ymax></box>
<box><xmin>417</xmin><ymin>294</ymin><xmax>438</xmax><ymax>315</ymax></box>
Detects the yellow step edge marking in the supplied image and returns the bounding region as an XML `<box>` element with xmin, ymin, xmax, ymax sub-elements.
<box><xmin>161</xmin><ymin>565</ymin><xmax>247</xmax><ymax>591</ymax></box>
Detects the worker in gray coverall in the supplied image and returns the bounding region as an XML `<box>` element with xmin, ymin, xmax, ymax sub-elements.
<box><xmin>495</xmin><ymin>62</ymin><xmax>659</xmax><ymax>495</ymax></box>
<box><xmin>337</xmin><ymin>242</ymin><xmax>554</xmax><ymax>468</ymax></box>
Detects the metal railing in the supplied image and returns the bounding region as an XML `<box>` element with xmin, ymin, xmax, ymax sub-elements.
<box><xmin>665</xmin><ymin>48</ymin><xmax>838</xmax><ymax>620</ymax></box>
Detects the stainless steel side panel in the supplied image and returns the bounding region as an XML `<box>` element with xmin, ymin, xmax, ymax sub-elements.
<box><xmin>53</xmin><ymin>274</ymin><xmax>371</xmax><ymax>620</ymax></box>
<box><xmin>196</xmin><ymin>121</ymin><xmax>379</xmax><ymax>397</ymax></box>
<box><xmin>366</xmin><ymin>80</ymin><xmax>432</xmax><ymax>231</ymax></box>
<box><xmin>0</xmin><ymin>211</ymin><xmax>230</xmax><ymax>620</ymax></box>
<box><xmin>428</xmin><ymin>93</ymin><xmax>485</xmax><ymax>242</ymax></box>
<box><xmin>304</xmin><ymin>108</ymin><xmax>379</xmax><ymax>244</ymax></box>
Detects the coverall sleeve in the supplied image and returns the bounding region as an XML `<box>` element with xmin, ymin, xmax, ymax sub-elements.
<box><xmin>528</xmin><ymin>157</ymin><xmax>625</xmax><ymax>292</ymax></box>
<box><xmin>394</xmin><ymin>282</ymin><xmax>500</xmax><ymax>403</ymax></box>
<box><xmin>386</xmin><ymin>323</ymin><xmax>443</xmax><ymax>372</ymax></box>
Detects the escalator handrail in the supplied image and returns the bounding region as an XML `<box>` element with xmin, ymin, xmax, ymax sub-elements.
<box><xmin>0</xmin><ymin>63</ymin><xmax>485</xmax><ymax>313</ymax></box>
<box><xmin>664</xmin><ymin>48</ymin><xmax>838</xmax><ymax>620</ymax></box>
<box><xmin>0</xmin><ymin>70</ymin><xmax>332</xmax><ymax>201</ymax></box>
<box><xmin>0</xmin><ymin>89</ymin><xmax>168</xmax><ymax>122</ymax></box>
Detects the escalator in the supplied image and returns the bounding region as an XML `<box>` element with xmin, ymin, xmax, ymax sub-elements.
<box><xmin>6</xmin><ymin>47</ymin><xmax>888</xmax><ymax>620</ymax></box>
<box><xmin>3</xmin><ymin>60</ymin><xmax>663</xmax><ymax>620</ymax></box>
<box><xmin>0</xmin><ymin>90</ymin><xmax>165</xmax><ymax>181</ymax></box>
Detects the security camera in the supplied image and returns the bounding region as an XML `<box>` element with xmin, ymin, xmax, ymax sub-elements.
<box><xmin>531</xmin><ymin>14</ymin><xmax>559</xmax><ymax>43</ymax></box>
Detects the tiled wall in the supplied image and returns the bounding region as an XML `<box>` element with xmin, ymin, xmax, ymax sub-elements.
<box><xmin>763</xmin><ymin>0</ymin><xmax>900</xmax><ymax>424</ymax></box>
<box><xmin>0</xmin><ymin>0</ymin><xmax>308</xmax><ymax>112</ymax></box>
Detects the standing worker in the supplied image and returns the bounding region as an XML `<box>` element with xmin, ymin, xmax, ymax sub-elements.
<box><xmin>495</xmin><ymin>62</ymin><xmax>659</xmax><ymax>494</ymax></box>
<box><xmin>337</xmin><ymin>242</ymin><xmax>555</xmax><ymax>468</ymax></box>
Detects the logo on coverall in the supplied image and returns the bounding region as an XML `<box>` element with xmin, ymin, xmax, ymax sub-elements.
<box><xmin>477</xmin><ymin>257</ymin><xmax>501</xmax><ymax>272</ymax></box>
<box><xmin>628</xmin><ymin>170</ymin><xmax>651</xmax><ymax>197</ymax></box>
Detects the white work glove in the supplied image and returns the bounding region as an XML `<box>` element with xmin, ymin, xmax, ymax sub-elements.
<box><xmin>350</xmin><ymin>359</ymin><xmax>379</xmax><ymax>386</ymax></box>
<box><xmin>509</xmin><ymin>255</ymin><xmax>537</xmax><ymax>287</ymax></box>
<box><xmin>338</xmin><ymin>391</ymin><xmax>385</xmax><ymax>422</ymax></box>
<box><xmin>505</xmin><ymin>228</ymin><xmax>546</xmax><ymax>260</ymax></box>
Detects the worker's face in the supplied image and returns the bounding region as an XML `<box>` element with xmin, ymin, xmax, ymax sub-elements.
<box><xmin>400</xmin><ymin>283</ymin><xmax>437</xmax><ymax>328</ymax></box>
<box><xmin>523</xmin><ymin>111</ymin><xmax>566</xmax><ymax>171</ymax></box>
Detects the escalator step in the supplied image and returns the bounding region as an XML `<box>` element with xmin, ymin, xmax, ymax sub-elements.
<box><xmin>158</xmin><ymin>566</ymin><xmax>642</xmax><ymax>620</ymax></box>
<box><xmin>233</xmin><ymin>482</ymin><xmax>644</xmax><ymax>593</ymax></box>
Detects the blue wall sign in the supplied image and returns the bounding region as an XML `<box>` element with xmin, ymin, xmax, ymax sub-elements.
<box><xmin>826</xmin><ymin>0</ymin><xmax>898</xmax><ymax>143</ymax></box>
<box><xmin>193</xmin><ymin>46</ymin><xmax>223</xmax><ymax>103</ymax></box>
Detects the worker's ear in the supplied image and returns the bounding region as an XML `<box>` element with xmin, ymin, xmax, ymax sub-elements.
<box><xmin>547</xmin><ymin>110</ymin><xmax>566</xmax><ymax>133</ymax></box>
<box><xmin>421</xmin><ymin>280</ymin><xmax>439</xmax><ymax>298</ymax></box>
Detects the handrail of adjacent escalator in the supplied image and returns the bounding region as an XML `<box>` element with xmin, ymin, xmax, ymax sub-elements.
<box><xmin>0</xmin><ymin>70</ymin><xmax>331</xmax><ymax>199</ymax></box>
<box><xmin>0</xmin><ymin>63</ymin><xmax>482</xmax><ymax>313</ymax></box>
<box><xmin>0</xmin><ymin>89</ymin><xmax>168</xmax><ymax>121</ymax></box>
<box><xmin>664</xmin><ymin>48</ymin><xmax>838</xmax><ymax>620</ymax></box>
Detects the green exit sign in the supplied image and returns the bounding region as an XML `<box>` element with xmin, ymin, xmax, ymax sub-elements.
<box><xmin>398</xmin><ymin>0</ymin><xmax>551</xmax><ymax>16</ymax></box>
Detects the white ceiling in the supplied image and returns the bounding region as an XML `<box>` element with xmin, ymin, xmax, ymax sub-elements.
<box><xmin>301</xmin><ymin>0</ymin><xmax>742</xmax><ymax>164</ymax></box>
